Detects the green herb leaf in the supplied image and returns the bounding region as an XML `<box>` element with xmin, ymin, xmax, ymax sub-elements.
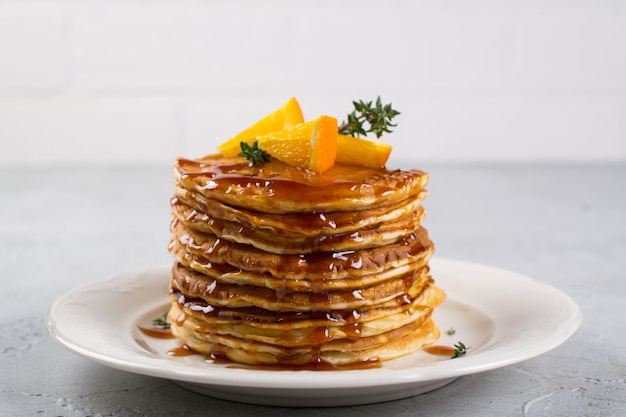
<box><xmin>238</xmin><ymin>140</ymin><xmax>272</xmax><ymax>165</ymax></box>
<box><xmin>338</xmin><ymin>96</ymin><xmax>401</xmax><ymax>138</ymax></box>
<box><xmin>152</xmin><ymin>312</ymin><xmax>170</xmax><ymax>329</ymax></box>
<box><xmin>451</xmin><ymin>341</ymin><xmax>467</xmax><ymax>359</ymax></box>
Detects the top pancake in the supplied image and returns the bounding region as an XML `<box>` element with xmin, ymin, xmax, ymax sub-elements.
<box><xmin>174</xmin><ymin>155</ymin><xmax>429</xmax><ymax>214</ymax></box>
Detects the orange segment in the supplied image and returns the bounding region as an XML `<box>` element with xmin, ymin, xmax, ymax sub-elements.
<box><xmin>218</xmin><ymin>97</ymin><xmax>304</xmax><ymax>157</ymax></box>
<box><xmin>256</xmin><ymin>115</ymin><xmax>338</xmax><ymax>173</ymax></box>
<box><xmin>336</xmin><ymin>135</ymin><xmax>392</xmax><ymax>168</ymax></box>
<box><xmin>309</xmin><ymin>115</ymin><xmax>338</xmax><ymax>173</ymax></box>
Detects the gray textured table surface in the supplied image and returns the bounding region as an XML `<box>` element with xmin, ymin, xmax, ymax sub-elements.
<box><xmin>1</xmin><ymin>163</ymin><xmax>625</xmax><ymax>417</ymax></box>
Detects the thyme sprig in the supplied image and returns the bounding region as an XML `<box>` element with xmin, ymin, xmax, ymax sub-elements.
<box><xmin>451</xmin><ymin>341</ymin><xmax>468</xmax><ymax>359</ymax></box>
<box><xmin>152</xmin><ymin>312</ymin><xmax>170</xmax><ymax>329</ymax></box>
<box><xmin>239</xmin><ymin>140</ymin><xmax>272</xmax><ymax>165</ymax></box>
<box><xmin>338</xmin><ymin>96</ymin><xmax>401</xmax><ymax>138</ymax></box>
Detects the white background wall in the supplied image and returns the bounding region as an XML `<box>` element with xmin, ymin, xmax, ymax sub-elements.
<box><xmin>0</xmin><ymin>0</ymin><xmax>625</xmax><ymax>166</ymax></box>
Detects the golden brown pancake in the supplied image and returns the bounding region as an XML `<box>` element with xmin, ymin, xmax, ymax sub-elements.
<box><xmin>171</xmin><ymin>196</ymin><xmax>427</xmax><ymax>254</ymax></box>
<box><xmin>169</xmin><ymin>314</ymin><xmax>441</xmax><ymax>366</ymax></box>
<box><xmin>170</xmin><ymin>261</ymin><xmax>432</xmax><ymax>312</ymax></box>
<box><xmin>165</xmin><ymin>154</ymin><xmax>445</xmax><ymax>367</ymax></box>
<box><xmin>167</xmin><ymin>283</ymin><xmax>445</xmax><ymax>347</ymax></box>
<box><xmin>174</xmin><ymin>156</ymin><xmax>429</xmax><ymax>214</ymax></box>
<box><xmin>169</xmin><ymin>218</ymin><xmax>434</xmax><ymax>279</ymax></box>
<box><xmin>169</xmin><ymin>239</ymin><xmax>434</xmax><ymax>291</ymax></box>
<box><xmin>173</xmin><ymin>187</ymin><xmax>429</xmax><ymax>236</ymax></box>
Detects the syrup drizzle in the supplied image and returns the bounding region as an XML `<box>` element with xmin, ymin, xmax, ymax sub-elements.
<box><xmin>423</xmin><ymin>345</ymin><xmax>456</xmax><ymax>356</ymax></box>
<box><xmin>138</xmin><ymin>326</ymin><xmax>175</xmax><ymax>339</ymax></box>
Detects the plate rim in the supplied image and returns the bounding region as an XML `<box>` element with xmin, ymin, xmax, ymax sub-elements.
<box><xmin>45</xmin><ymin>258</ymin><xmax>582</xmax><ymax>390</ymax></box>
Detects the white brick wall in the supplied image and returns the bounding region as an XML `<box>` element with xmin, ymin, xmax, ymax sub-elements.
<box><xmin>0</xmin><ymin>1</ymin><xmax>625</xmax><ymax>166</ymax></box>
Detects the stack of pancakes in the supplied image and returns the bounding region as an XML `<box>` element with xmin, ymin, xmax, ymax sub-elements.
<box><xmin>166</xmin><ymin>155</ymin><xmax>445</xmax><ymax>367</ymax></box>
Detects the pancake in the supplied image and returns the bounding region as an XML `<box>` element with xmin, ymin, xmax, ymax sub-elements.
<box><xmin>168</xmin><ymin>283</ymin><xmax>445</xmax><ymax>347</ymax></box>
<box><xmin>165</xmin><ymin>154</ymin><xmax>446</xmax><ymax>367</ymax></box>
<box><xmin>171</xmin><ymin>196</ymin><xmax>427</xmax><ymax>254</ymax></box>
<box><xmin>172</xmin><ymin>187</ymin><xmax>429</xmax><ymax>236</ymax></box>
<box><xmin>169</xmin><ymin>282</ymin><xmax>445</xmax><ymax>333</ymax></box>
<box><xmin>169</xmin><ymin>239</ymin><xmax>434</xmax><ymax>291</ymax></box>
<box><xmin>170</xmin><ymin>315</ymin><xmax>441</xmax><ymax>366</ymax></box>
<box><xmin>174</xmin><ymin>156</ymin><xmax>429</xmax><ymax>214</ymax></box>
<box><xmin>170</xmin><ymin>262</ymin><xmax>432</xmax><ymax>312</ymax></box>
<box><xmin>169</xmin><ymin>218</ymin><xmax>434</xmax><ymax>279</ymax></box>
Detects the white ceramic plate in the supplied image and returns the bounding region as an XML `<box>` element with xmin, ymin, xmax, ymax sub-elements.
<box><xmin>46</xmin><ymin>259</ymin><xmax>581</xmax><ymax>407</ymax></box>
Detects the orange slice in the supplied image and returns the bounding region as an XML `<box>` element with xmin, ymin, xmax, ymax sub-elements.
<box><xmin>256</xmin><ymin>115</ymin><xmax>338</xmax><ymax>173</ymax></box>
<box><xmin>336</xmin><ymin>134</ymin><xmax>392</xmax><ymax>169</ymax></box>
<box><xmin>218</xmin><ymin>97</ymin><xmax>304</xmax><ymax>158</ymax></box>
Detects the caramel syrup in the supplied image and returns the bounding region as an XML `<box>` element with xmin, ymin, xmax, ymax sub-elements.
<box><xmin>423</xmin><ymin>345</ymin><xmax>456</xmax><ymax>356</ymax></box>
<box><xmin>137</xmin><ymin>326</ymin><xmax>175</xmax><ymax>339</ymax></box>
<box><xmin>168</xmin><ymin>344</ymin><xmax>196</xmax><ymax>357</ymax></box>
